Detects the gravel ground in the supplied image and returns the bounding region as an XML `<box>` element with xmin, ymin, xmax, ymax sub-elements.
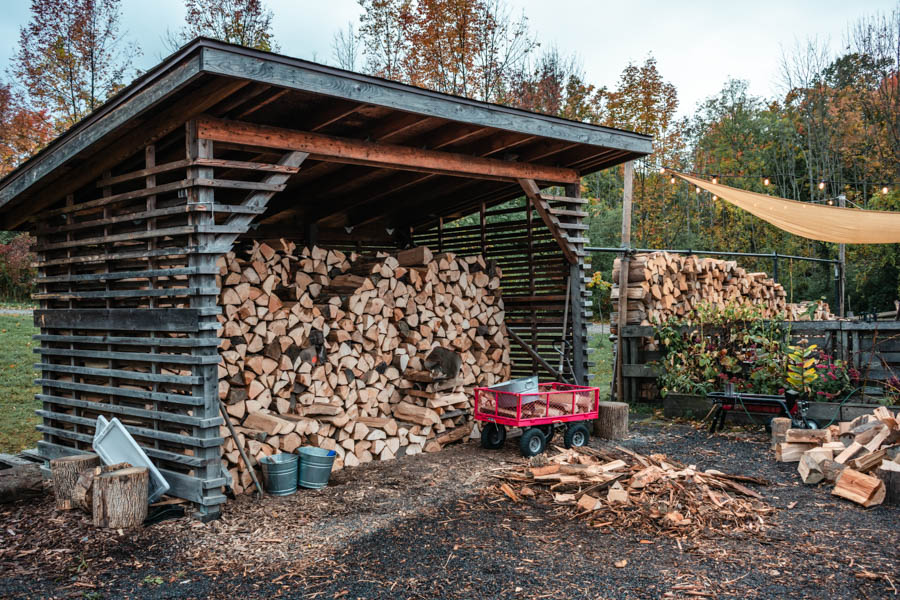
<box><xmin>1</xmin><ymin>419</ymin><xmax>897</xmax><ymax>599</ymax></box>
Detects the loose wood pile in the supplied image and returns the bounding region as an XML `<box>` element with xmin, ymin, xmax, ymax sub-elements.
<box><xmin>216</xmin><ymin>242</ymin><xmax>511</xmax><ymax>493</ymax></box>
<box><xmin>773</xmin><ymin>406</ymin><xmax>900</xmax><ymax>507</ymax></box>
<box><xmin>611</xmin><ymin>252</ymin><xmax>835</xmax><ymax>332</ymax></box>
<box><xmin>494</xmin><ymin>445</ymin><xmax>773</xmax><ymax>536</ymax></box>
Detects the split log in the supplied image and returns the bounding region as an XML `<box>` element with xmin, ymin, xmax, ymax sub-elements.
<box><xmin>50</xmin><ymin>454</ymin><xmax>101</xmax><ymax>510</ymax></box>
<box><xmin>72</xmin><ymin>462</ymin><xmax>131</xmax><ymax>513</ymax></box>
<box><xmin>593</xmin><ymin>401</ymin><xmax>629</xmax><ymax>439</ymax></box>
<box><xmin>832</xmin><ymin>467</ymin><xmax>886</xmax><ymax>507</ymax></box>
<box><xmin>0</xmin><ymin>464</ymin><xmax>43</xmax><ymax>503</ymax></box>
<box><xmin>775</xmin><ymin>443</ymin><xmax>815</xmax><ymax>463</ymax></box>
<box><xmin>93</xmin><ymin>467</ymin><xmax>149</xmax><ymax>528</ymax></box>
<box><xmin>820</xmin><ymin>459</ymin><xmax>846</xmax><ymax>483</ymax></box>
<box><xmin>770</xmin><ymin>417</ymin><xmax>791</xmax><ymax>450</ymax></box>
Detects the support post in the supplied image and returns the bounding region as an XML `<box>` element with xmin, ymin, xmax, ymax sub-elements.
<box><xmin>838</xmin><ymin>194</ymin><xmax>846</xmax><ymax>316</ymax></box>
<box><xmin>773</xmin><ymin>252</ymin><xmax>779</xmax><ymax>283</ymax></box>
<box><xmin>565</xmin><ymin>182</ymin><xmax>587</xmax><ymax>385</ymax></box>
<box><xmin>616</xmin><ymin>162</ymin><xmax>634</xmax><ymax>403</ymax></box>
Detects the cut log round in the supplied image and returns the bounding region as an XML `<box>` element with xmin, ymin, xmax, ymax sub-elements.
<box><xmin>50</xmin><ymin>454</ymin><xmax>100</xmax><ymax>510</ymax></box>
<box><xmin>593</xmin><ymin>401</ymin><xmax>629</xmax><ymax>439</ymax></box>
<box><xmin>876</xmin><ymin>463</ymin><xmax>900</xmax><ymax>505</ymax></box>
<box><xmin>770</xmin><ymin>417</ymin><xmax>791</xmax><ymax>449</ymax></box>
<box><xmin>72</xmin><ymin>462</ymin><xmax>131</xmax><ymax>513</ymax></box>
<box><xmin>0</xmin><ymin>464</ymin><xmax>43</xmax><ymax>504</ymax></box>
<box><xmin>93</xmin><ymin>467</ymin><xmax>149</xmax><ymax>529</ymax></box>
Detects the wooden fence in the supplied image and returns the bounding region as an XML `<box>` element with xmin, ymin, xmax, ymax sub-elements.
<box><xmin>618</xmin><ymin>321</ymin><xmax>900</xmax><ymax>403</ymax></box>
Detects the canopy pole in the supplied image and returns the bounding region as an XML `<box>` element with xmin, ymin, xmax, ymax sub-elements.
<box><xmin>616</xmin><ymin>161</ymin><xmax>634</xmax><ymax>403</ymax></box>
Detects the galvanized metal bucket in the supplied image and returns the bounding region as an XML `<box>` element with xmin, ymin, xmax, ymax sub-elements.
<box><xmin>297</xmin><ymin>447</ymin><xmax>336</xmax><ymax>489</ymax></box>
<box><xmin>259</xmin><ymin>453</ymin><xmax>299</xmax><ymax>496</ymax></box>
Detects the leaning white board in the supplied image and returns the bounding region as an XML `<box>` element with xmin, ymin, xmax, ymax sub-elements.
<box><xmin>92</xmin><ymin>416</ymin><xmax>170</xmax><ymax>503</ymax></box>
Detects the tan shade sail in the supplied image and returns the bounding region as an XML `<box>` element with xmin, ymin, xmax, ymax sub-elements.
<box><xmin>673</xmin><ymin>171</ymin><xmax>900</xmax><ymax>244</ymax></box>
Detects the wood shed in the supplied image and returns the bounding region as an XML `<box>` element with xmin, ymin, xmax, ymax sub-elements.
<box><xmin>0</xmin><ymin>38</ymin><xmax>651</xmax><ymax>517</ymax></box>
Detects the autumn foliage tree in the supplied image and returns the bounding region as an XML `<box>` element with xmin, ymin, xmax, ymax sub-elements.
<box><xmin>11</xmin><ymin>0</ymin><xmax>139</xmax><ymax>134</ymax></box>
<box><xmin>169</xmin><ymin>0</ymin><xmax>278</xmax><ymax>52</ymax></box>
<box><xmin>0</xmin><ymin>83</ymin><xmax>54</xmax><ymax>178</ymax></box>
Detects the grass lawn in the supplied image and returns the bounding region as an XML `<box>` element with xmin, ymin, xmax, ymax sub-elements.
<box><xmin>588</xmin><ymin>325</ymin><xmax>614</xmax><ymax>400</ymax></box>
<box><xmin>0</xmin><ymin>314</ymin><xmax>40</xmax><ymax>453</ymax></box>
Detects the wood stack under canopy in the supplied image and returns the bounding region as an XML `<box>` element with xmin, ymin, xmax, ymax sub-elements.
<box><xmin>216</xmin><ymin>241</ymin><xmax>511</xmax><ymax>493</ymax></box>
<box><xmin>774</xmin><ymin>406</ymin><xmax>900</xmax><ymax>507</ymax></box>
<box><xmin>610</xmin><ymin>252</ymin><xmax>835</xmax><ymax>332</ymax></box>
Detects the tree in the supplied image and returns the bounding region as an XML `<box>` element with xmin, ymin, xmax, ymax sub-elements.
<box><xmin>0</xmin><ymin>83</ymin><xmax>54</xmax><ymax>177</ymax></box>
<box><xmin>169</xmin><ymin>0</ymin><xmax>277</xmax><ymax>52</ymax></box>
<box><xmin>332</xmin><ymin>22</ymin><xmax>360</xmax><ymax>71</ymax></box>
<box><xmin>11</xmin><ymin>0</ymin><xmax>139</xmax><ymax>134</ymax></box>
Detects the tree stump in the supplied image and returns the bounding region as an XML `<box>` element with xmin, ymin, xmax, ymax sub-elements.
<box><xmin>0</xmin><ymin>464</ymin><xmax>43</xmax><ymax>504</ymax></box>
<box><xmin>50</xmin><ymin>454</ymin><xmax>100</xmax><ymax>510</ymax></box>
<box><xmin>593</xmin><ymin>401</ymin><xmax>629</xmax><ymax>439</ymax></box>
<box><xmin>770</xmin><ymin>417</ymin><xmax>791</xmax><ymax>450</ymax></box>
<box><xmin>72</xmin><ymin>462</ymin><xmax>131</xmax><ymax>513</ymax></box>
<box><xmin>93</xmin><ymin>467</ymin><xmax>149</xmax><ymax>529</ymax></box>
<box><xmin>876</xmin><ymin>464</ymin><xmax>900</xmax><ymax>505</ymax></box>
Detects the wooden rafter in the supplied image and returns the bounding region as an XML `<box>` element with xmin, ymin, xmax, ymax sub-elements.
<box><xmin>195</xmin><ymin>116</ymin><xmax>580</xmax><ymax>184</ymax></box>
<box><xmin>518</xmin><ymin>178</ymin><xmax>578</xmax><ymax>264</ymax></box>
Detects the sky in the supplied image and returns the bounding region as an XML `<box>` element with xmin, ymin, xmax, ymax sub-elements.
<box><xmin>0</xmin><ymin>0</ymin><xmax>896</xmax><ymax>116</ymax></box>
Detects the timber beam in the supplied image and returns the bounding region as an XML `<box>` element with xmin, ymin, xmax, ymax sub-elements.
<box><xmin>194</xmin><ymin>116</ymin><xmax>580</xmax><ymax>184</ymax></box>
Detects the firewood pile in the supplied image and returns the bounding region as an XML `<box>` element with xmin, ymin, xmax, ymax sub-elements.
<box><xmin>773</xmin><ymin>406</ymin><xmax>900</xmax><ymax>507</ymax></box>
<box><xmin>493</xmin><ymin>445</ymin><xmax>773</xmax><ymax>536</ymax></box>
<box><xmin>611</xmin><ymin>252</ymin><xmax>835</xmax><ymax>332</ymax></box>
<box><xmin>216</xmin><ymin>241</ymin><xmax>511</xmax><ymax>493</ymax></box>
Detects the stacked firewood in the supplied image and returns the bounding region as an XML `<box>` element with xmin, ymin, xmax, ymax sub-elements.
<box><xmin>611</xmin><ymin>252</ymin><xmax>835</xmax><ymax>331</ymax></box>
<box><xmin>216</xmin><ymin>241</ymin><xmax>511</xmax><ymax>493</ymax></box>
<box><xmin>773</xmin><ymin>406</ymin><xmax>900</xmax><ymax>506</ymax></box>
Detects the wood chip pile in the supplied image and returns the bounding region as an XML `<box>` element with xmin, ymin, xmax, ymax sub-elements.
<box><xmin>773</xmin><ymin>406</ymin><xmax>900</xmax><ymax>507</ymax></box>
<box><xmin>494</xmin><ymin>445</ymin><xmax>774</xmax><ymax>536</ymax></box>
<box><xmin>216</xmin><ymin>241</ymin><xmax>511</xmax><ymax>493</ymax></box>
<box><xmin>611</xmin><ymin>252</ymin><xmax>835</xmax><ymax>333</ymax></box>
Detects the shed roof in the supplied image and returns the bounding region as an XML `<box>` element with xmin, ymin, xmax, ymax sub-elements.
<box><xmin>0</xmin><ymin>38</ymin><xmax>652</xmax><ymax>231</ymax></box>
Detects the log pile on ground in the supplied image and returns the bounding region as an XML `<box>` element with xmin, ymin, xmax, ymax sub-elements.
<box><xmin>494</xmin><ymin>445</ymin><xmax>773</xmax><ymax>536</ymax></box>
<box><xmin>611</xmin><ymin>252</ymin><xmax>835</xmax><ymax>332</ymax></box>
<box><xmin>216</xmin><ymin>242</ymin><xmax>511</xmax><ymax>493</ymax></box>
<box><xmin>773</xmin><ymin>406</ymin><xmax>900</xmax><ymax>507</ymax></box>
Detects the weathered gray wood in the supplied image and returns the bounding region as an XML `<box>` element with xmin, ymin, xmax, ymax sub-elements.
<box><xmin>36</xmin><ymin>363</ymin><xmax>199</xmax><ymax>385</ymax></box>
<box><xmin>36</xmin><ymin>267</ymin><xmax>214</xmax><ymax>284</ymax></box>
<box><xmin>33</xmin><ymin>287</ymin><xmax>218</xmax><ymax>301</ymax></box>
<box><xmin>199</xmin><ymin>45</ymin><xmax>653</xmax><ymax>154</ymax></box>
<box><xmin>37</xmin><ymin>395</ymin><xmax>216</xmax><ymax>427</ymax></box>
<box><xmin>0</xmin><ymin>464</ymin><xmax>44</xmax><ymax>504</ymax></box>
<box><xmin>36</xmin><ymin>380</ymin><xmax>203</xmax><ymax>405</ymax></box>
<box><xmin>616</xmin><ymin>161</ymin><xmax>634</xmax><ymax>402</ymax></box>
<box><xmin>34</xmin><ymin>334</ymin><xmax>220</xmax><ymax>348</ymax></box>
<box><xmin>37</xmin><ymin>417</ymin><xmax>223</xmax><ymax>448</ymax></box>
<box><xmin>35</xmin><ymin>308</ymin><xmax>203</xmax><ymax>331</ymax></box>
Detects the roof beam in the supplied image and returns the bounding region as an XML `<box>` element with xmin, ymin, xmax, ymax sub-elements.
<box><xmin>194</xmin><ymin>116</ymin><xmax>580</xmax><ymax>184</ymax></box>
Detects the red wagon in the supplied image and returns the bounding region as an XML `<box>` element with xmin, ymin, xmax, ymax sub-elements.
<box><xmin>474</xmin><ymin>376</ymin><xmax>600</xmax><ymax>456</ymax></box>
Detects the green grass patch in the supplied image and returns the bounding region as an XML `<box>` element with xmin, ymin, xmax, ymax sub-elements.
<box><xmin>0</xmin><ymin>314</ymin><xmax>40</xmax><ymax>453</ymax></box>
<box><xmin>588</xmin><ymin>325</ymin><xmax>613</xmax><ymax>400</ymax></box>
<box><xmin>0</xmin><ymin>300</ymin><xmax>37</xmax><ymax>310</ymax></box>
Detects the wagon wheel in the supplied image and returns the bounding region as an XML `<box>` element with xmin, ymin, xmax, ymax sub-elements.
<box><xmin>480</xmin><ymin>423</ymin><xmax>506</xmax><ymax>450</ymax></box>
<box><xmin>537</xmin><ymin>424</ymin><xmax>554</xmax><ymax>444</ymax></box>
<box><xmin>519</xmin><ymin>428</ymin><xmax>547</xmax><ymax>457</ymax></box>
<box><xmin>564</xmin><ymin>423</ymin><xmax>590</xmax><ymax>448</ymax></box>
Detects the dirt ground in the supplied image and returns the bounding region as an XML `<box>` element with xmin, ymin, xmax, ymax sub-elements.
<box><xmin>1</xmin><ymin>419</ymin><xmax>898</xmax><ymax>599</ymax></box>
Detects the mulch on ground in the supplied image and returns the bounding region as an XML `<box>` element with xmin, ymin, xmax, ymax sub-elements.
<box><xmin>1</xmin><ymin>420</ymin><xmax>897</xmax><ymax>599</ymax></box>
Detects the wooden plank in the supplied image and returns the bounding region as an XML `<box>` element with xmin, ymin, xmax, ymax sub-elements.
<box><xmin>36</xmin><ymin>363</ymin><xmax>199</xmax><ymax>385</ymax></box>
<box><xmin>35</xmin><ymin>347</ymin><xmax>220</xmax><ymax>365</ymax></box>
<box><xmin>36</xmin><ymin>267</ymin><xmax>215</xmax><ymax>284</ymax></box>
<box><xmin>36</xmin><ymin>380</ymin><xmax>202</xmax><ymax>406</ymax></box>
<box><xmin>97</xmin><ymin>158</ymin><xmax>300</xmax><ymax>187</ymax></box>
<box><xmin>34</xmin><ymin>334</ymin><xmax>220</xmax><ymax>348</ymax></box>
<box><xmin>33</xmin><ymin>287</ymin><xmax>218</xmax><ymax>301</ymax></box>
<box><xmin>36</xmin><ymin>415</ymin><xmax>223</xmax><ymax>448</ymax></box>
<box><xmin>36</xmin><ymin>395</ymin><xmax>217</xmax><ymax>428</ymax></box>
<box><xmin>33</xmin><ymin>225</ymin><xmax>198</xmax><ymax>251</ymax></box>
<box><xmin>196</xmin><ymin>116</ymin><xmax>580</xmax><ymax>184</ymax></box>
<box><xmin>518</xmin><ymin>179</ymin><xmax>577</xmax><ymax>264</ymax></box>
<box><xmin>35</xmin><ymin>308</ymin><xmax>203</xmax><ymax>331</ymax></box>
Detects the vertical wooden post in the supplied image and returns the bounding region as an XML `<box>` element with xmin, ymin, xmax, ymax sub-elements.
<box><xmin>565</xmin><ymin>182</ymin><xmax>587</xmax><ymax>385</ymax></box>
<box><xmin>186</xmin><ymin>120</ymin><xmax>224</xmax><ymax>519</ymax></box>
<box><xmin>838</xmin><ymin>195</ymin><xmax>846</xmax><ymax>317</ymax></box>
<box><xmin>616</xmin><ymin>162</ymin><xmax>634</xmax><ymax>402</ymax></box>
<box><xmin>479</xmin><ymin>201</ymin><xmax>486</xmax><ymax>256</ymax></box>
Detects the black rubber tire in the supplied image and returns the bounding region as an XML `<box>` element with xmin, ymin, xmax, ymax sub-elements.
<box><xmin>805</xmin><ymin>418</ymin><xmax>820</xmax><ymax>430</ymax></box>
<box><xmin>765</xmin><ymin>417</ymin><xmax>774</xmax><ymax>435</ymax></box>
<box><xmin>480</xmin><ymin>422</ymin><xmax>506</xmax><ymax>449</ymax></box>
<box><xmin>538</xmin><ymin>424</ymin><xmax>554</xmax><ymax>444</ymax></box>
<box><xmin>564</xmin><ymin>423</ymin><xmax>590</xmax><ymax>448</ymax></box>
<box><xmin>519</xmin><ymin>428</ymin><xmax>547</xmax><ymax>457</ymax></box>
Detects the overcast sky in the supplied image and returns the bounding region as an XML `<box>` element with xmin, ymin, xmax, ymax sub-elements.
<box><xmin>0</xmin><ymin>0</ymin><xmax>895</xmax><ymax>115</ymax></box>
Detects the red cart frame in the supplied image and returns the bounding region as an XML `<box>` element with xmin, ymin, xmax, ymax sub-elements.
<box><xmin>474</xmin><ymin>382</ymin><xmax>600</xmax><ymax>428</ymax></box>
